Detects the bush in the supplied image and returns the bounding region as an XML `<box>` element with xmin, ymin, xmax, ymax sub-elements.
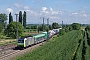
<box><xmin>71</xmin><ymin>23</ymin><xmax>81</xmax><ymax>30</ymax></box>
<box><xmin>4</xmin><ymin>22</ymin><xmax>24</xmax><ymax>38</ymax></box>
<box><xmin>52</xmin><ymin>22</ymin><xmax>60</xmax><ymax>29</ymax></box>
<box><xmin>59</xmin><ymin>29</ymin><xmax>66</xmax><ymax>36</ymax></box>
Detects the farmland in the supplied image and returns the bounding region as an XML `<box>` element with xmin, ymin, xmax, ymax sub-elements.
<box><xmin>14</xmin><ymin>30</ymin><xmax>90</xmax><ymax>60</ymax></box>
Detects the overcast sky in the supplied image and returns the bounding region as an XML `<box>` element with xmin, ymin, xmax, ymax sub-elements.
<box><xmin>0</xmin><ymin>0</ymin><xmax>90</xmax><ymax>24</ymax></box>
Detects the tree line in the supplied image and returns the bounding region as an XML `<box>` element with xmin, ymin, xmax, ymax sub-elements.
<box><xmin>0</xmin><ymin>14</ymin><xmax>7</xmax><ymax>33</ymax></box>
<box><xmin>0</xmin><ymin>11</ymin><xmax>90</xmax><ymax>39</ymax></box>
<box><xmin>59</xmin><ymin>23</ymin><xmax>82</xmax><ymax>36</ymax></box>
<box><xmin>9</xmin><ymin>11</ymin><xmax>26</xmax><ymax>28</ymax></box>
<box><xmin>0</xmin><ymin>11</ymin><xmax>26</xmax><ymax>38</ymax></box>
<box><xmin>26</xmin><ymin>22</ymin><xmax>60</xmax><ymax>32</ymax></box>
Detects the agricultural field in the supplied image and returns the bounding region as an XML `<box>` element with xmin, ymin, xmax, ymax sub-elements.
<box><xmin>85</xmin><ymin>30</ymin><xmax>90</xmax><ymax>60</ymax></box>
<box><xmin>23</xmin><ymin>29</ymin><xmax>42</xmax><ymax>35</ymax></box>
<box><xmin>14</xmin><ymin>30</ymin><xmax>90</xmax><ymax>60</ymax></box>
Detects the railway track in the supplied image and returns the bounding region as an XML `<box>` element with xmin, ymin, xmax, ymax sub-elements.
<box><xmin>0</xmin><ymin>42</ymin><xmax>44</xmax><ymax>60</ymax></box>
<box><xmin>0</xmin><ymin>44</ymin><xmax>17</xmax><ymax>60</ymax></box>
<box><xmin>0</xmin><ymin>44</ymin><xmax>17</xmax><ymax>52</ymax></box>
<box><xmin>0</xmin><ymin>50</ymin><xmax>20</xmax><ymax>60</ymax></box>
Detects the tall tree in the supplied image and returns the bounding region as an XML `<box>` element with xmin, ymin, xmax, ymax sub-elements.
<box><xmin>71</xmin><ymin>23</ymin><xmax>81</xmax><ymax>30</ymax></box>
<box><xmin>23</xmin><ymin>11</ymin><xmax>26</xmax><ymax>28</ymax></box>
<box><xmin>0</xmin><ymin>13</ymin><xmax>7</xmax><ymax>28</ymax></box>
<box><xmin>19</xmin><ymin>11</ymin><xmax>22</xmax><ymax>24</ymax></box>
<box><xmin>52</xmin><ymin>22</ymin><xmax>59</xmax><ymax>29</ymax></box>
<box><xmin>9</xmin><ymin>12</ymin><xmax>13</xmax><ymax>24</ymax></box>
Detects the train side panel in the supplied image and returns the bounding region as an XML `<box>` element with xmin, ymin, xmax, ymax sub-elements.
<box><xmin>48</xmin><ymin>30</ymin><xmax>55</xmax><ymax>38</ymax></box>
<box><xmin>42</xmin><ymin>32</ymin><xmax>48</xmax><ymax>39</ymax></box>
<box><xmin>53</xmin><ymin>29</ymin><xmax>60</xmax><ymax>34</ymax></box>
<box><xmin>33</xmin><ymin>34</ymin><xmax>46</xmax><ymax>44</ymax></box>
<box><xmin>27</xmin><ymin>37</ymin><xmax>34</xmax><ymax>45</ymax></box>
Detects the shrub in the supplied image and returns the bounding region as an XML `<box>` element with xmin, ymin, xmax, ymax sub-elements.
<box><xmin>4</xmin><ymin>22</ymin><xmax>24</xmax><ymax>38</ymax></box>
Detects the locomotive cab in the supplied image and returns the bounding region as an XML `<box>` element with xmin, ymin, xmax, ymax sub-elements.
<box><xmin>18</xmin><ymin>38</ymin><xmax>25</xmax><ymax>47</ymax></box>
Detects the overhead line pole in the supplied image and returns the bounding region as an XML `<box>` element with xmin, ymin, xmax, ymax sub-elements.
<box><xmin>47</xmin><ymin>18</ymin><xmax>49</xmax><ymax>39</ymax></box>
<box><xmin>47</xmin><ymin>18</ymin><xmax>49</xmax><ymax>27</ymax></box>
<box><xmin>43</xmin><ymin>17</ymin><xmax>44</xmax><ymax>31</ymax></box>
<box><xmin>62</xmin><ymin>21</ymin><xmax>63</xmax><ymax>29</ymax></box>
<box><xmin>15</xmin><ymin>14</ymin><xmax>18</xmax><ymax>41</ymax></box>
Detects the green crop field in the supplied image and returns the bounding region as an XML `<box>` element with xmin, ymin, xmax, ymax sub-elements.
<box><xmin>15</xmin><ymin>30</ymin><xmax>90</xmax><ymax>60</ymax></box>
<box><xmin>85</xmin><ymin>31</ymin><xmax>90</xmax><ymax>60</ymax></box>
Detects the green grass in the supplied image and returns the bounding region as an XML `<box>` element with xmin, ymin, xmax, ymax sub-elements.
<box><xmin>0</xmin><ymin>33</ymin><xmax>7</xmax><ymax>39</ymax></box>
<box><xmin>15</xmin><ymin>30</ymin><xmax>83</xmax><ymax>60</ymax></box>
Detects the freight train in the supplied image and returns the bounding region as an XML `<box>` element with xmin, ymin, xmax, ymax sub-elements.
<box><xmin>17</xmin><ymin>28</ymin><xmax>61</xmax><ymax>48</ymax></box>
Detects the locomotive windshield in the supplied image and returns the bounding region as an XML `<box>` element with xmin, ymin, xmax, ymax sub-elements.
<box><xmin>18</xmin><ymin>38</ymin><xmax>24</xmax><ymax>43</ymax></box>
